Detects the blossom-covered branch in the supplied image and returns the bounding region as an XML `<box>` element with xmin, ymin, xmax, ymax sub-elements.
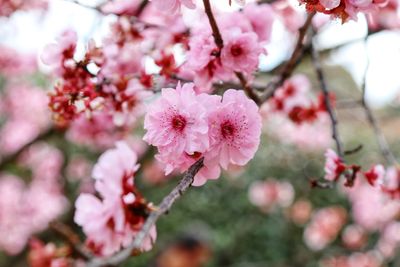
<box><xmin>86</xmin><ymin>158</ymin><xmax>204</xmax><ymax>267</ymax></box>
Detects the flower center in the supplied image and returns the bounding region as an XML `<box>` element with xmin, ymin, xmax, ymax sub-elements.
<box><xmin>231</xmin><ymin>44</ymin><xmax>243</xmax><ymax>57</ymax></box>
<box><xmin>221</xmin><ymin>121</ymin><xmax>235</xmax><ymax>139</ymax></box>
<box><xmin>171</xmin><ymin>115</ymin><xmax>186</xmax><ymax>132</ymax></box>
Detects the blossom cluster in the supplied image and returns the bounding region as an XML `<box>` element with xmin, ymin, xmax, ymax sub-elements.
<box><xmin>262</xmin><ymin>75</ymin><xmax>332</xmax><ymax>151</ymax></box>
<box><xmin>182</xmin><ymin>3</ymin><xmax>273</xmax><ymax>90</ymax></box>
<box><xmin>324</xmin><ymin>149</ymin><xmax>400</xmax><ymax>198</ymax></box>
<box><xmin>300</xmin><ymin>0</ymin><xmax>389</xmax><ymax>22</ymax></box>
<box><xmin>144</xmin><ymin>83</ymin><xmax>262</xmax><ymax>186</ymax></box>
<box><xmin>74</xmin><ymin>141</ymin><xmax>156</xmax><ymax>256</ymax></box>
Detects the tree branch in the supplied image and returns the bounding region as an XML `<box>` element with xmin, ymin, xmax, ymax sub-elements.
<box><xmin>260</xmin><ymin>12</ymin><xmax>316</xmax><ymax>102</ymax></box>
<box><xmin>310</xmin><ymin>42</ymin><xmax>345</xmax><ymax>159</ymax></box>
<box><xmin>360</xmin><ymin>36</ymin><xmax>398</xmax><ymax>166</ymax></box>
<box><xmin>86</xmin><ymin>158</ymin><xmax>205</xmax><ymax>267</ymax></box>
<box><xmin>202</xmin><ymin>0</ymin><xmax>224</xmax><ymax>51</ymax></box>
<box><xmin>50</xmin><ymin>221</ymin><xmax>93</xmax><ymax>260</ymax></box>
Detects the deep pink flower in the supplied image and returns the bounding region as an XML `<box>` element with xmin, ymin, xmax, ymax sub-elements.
<box><xmin>363</xmin><ymin>164</ymin><xmax>385</xmax><ymax>186</ymax></box>
<box><xmin>208</xmin><ymin>89</ymin><xmax>262</xmax><ymax>169</ymax></box>
<box><xmin>143</xmin><ymin>83</ymin><xmax>210</xmax><ymax>156</ymax></box>
<box><xmin>221</xmin><ymin>29</ymin><xmax>264</xmax><ymax>75</ymax></box>
<box><xmin>324</xmin><ymin>149</ymin><xmax>346</xmax><ymax>181</ymax></box>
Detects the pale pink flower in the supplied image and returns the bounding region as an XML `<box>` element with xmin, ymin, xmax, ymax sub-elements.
<box><xmin>66</xmin><ymin>112</ymin><xmax>125</xmax><ymax>150</ymax></box>
<box><xmin>303</xmin><ymin>206</ymin><xmax>347</xmax><ymax>251</ymax></box>
<box><xmin>324</xmin><ymin>149</ymin><xmax>346</xmax><ymax>181</ymax></box>
<box><xmin>248</xmin><ymin>179</ymin><xmax>294</xmax><ymax>212</ymax></box>
<box><xmin>208</xmin><ymin>89</ymin><xmax>262</xmax><ymax>170</ymax></box>
<box><xmin>92</xmin><ymin>141</ymin><xmax>139</xmax><ymax>200</ymax></box>
<box><xmin>143</xmin><ymin>83</ymin><xmax>210</xmax><ymax>156</ymax></box>
<box><xmin>101</xmin><ymin>43</ymin><xmax>142</xmax><ymax>78</ymax></box>
<box><xmin>345</xmin><ymin>180</ymin><xmax>400</xmax><ymax>231</ymax></box>
<box><xmin>101</xmin><ymin>0</ymin><xmax>141</xmax><ymax>15</ymax></box>
<box><xmin>376</xmin><ymin>221</ymin><xmax>400</xmax><ymax>258</ymax></box>
<box><xmin>243</xmin><ymin>3</ymin><xmax>275</xmax><ymax>42</ymax></box>
<box><xmin>75</xmin><ymin>141</ymin><xmax>155</xmax><ymax>256</ymax></box>
<box><xmin>221</xmin><ymin>29</ymin><xmax>264</xmax><ymax>75</ymax></box>
<box><xmin>152</xmin><ymin>0</ymin><xmax>196</xmax><ymax>13</ymax></box>
<box><xmin>41</xmin><ymin>30</ymin><xmax>77</xmax><ymax>75</ymax></box>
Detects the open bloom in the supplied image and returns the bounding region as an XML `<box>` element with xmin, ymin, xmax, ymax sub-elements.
<box><xmin>144</xmin><ymin>83</ymin><xmax>210</xmax><ymax>156</ymax></box>
<box><xmin>92</xmin><ymin>141</ymin><xmax>140</xmax><ymax>200</ymax></box>
<box><xmin>221</xmin><ymin>29</ymin><xmax>264</xmax><ymax>75</ymax></box>
<box><xmin>324</xmin><ymin>149</ymin><xmax>346</xmax><ymax>181</ymax></box>
<box><xmin>75</xmin><ymin>141</ymin><xmax>156</xmax><ymax>256</ymax></box>
<box><xmin>208</xmin><ymin>89</ymin><xmax>262</xmax><ymax>170</ymax></box>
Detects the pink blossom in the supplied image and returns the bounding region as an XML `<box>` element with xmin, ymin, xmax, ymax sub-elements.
<box><xmin>152</xmin><ymin>0</ymin><xmax>196</xmax><ymax>13</ymax></box>
<box><xmin>41</xmin><ymin>30</ymin><xmax>77</xmax><ymax>75</ymax></box>
<box><xmin>303</xmin><ymin>206</ymin><xmax>347</xmax><ymax>251</ymax></box>
<box><xmin>66</xmin><ymin>112</ymin><xmax>126</xmax><ymax>150</ymax></box>
<box><xmin>101</xmin><ymin>0</ymin><xmax>141</xmax><ymax>15</ymax></box>
<box><xmin>208</xmin><ymin>89</ymin><xmax>262</xmax><ymax>170</ymax></box>
<box><xmin>345</xmin><ymin>180</ymin><xmax>400</xmax><ymax>231</ymax></box>
<box><xmin>363</xmin><ymin>164</ymin><xmax>385</xmax><ymax>186</ymax></box>
<box><xmin>221</xmin><ymin>29</ymin><xmax>264</xmax><ymax>75</ymax></box>
<box><xmin>248</xmin><ymin>179</ymin><xmax>294</xmax><ymax>212</ymax></box>
<box><xmin>324</xmin><ymin>149</ymin><xmax>346</xmax><ymax>181</ymax></box>
<box><xmin>342</xmin><ymin>225</ymin><xmax>367</xmax><ymax>250</ymax></box>
<box><xmin>243</xmin><ymin>3</ymin><xmax>275</xmax><ymax>42</ymax></box>
<box><xmin>92</xmin><ymin>141</ymin><xmax>140</xmax><ymax>200</ymax></box>
<box><xmin>75</xmin><ymin>141</ymin><xmax>156</xmax><ymax>256</ymax></box>
<box><xmin>101</xmin><ymin>43</ymin><xmax>142</xmax><ymax>78</ymax></box>
<box><xmin>143</xmin><ymin>83</ymin><xmax>210</xmax><ymax>156</ymax></box>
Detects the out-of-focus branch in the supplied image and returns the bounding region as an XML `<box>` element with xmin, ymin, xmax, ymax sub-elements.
<box><xmin>63</xmin><ymin>0</ymin><xmax>103</xmax><ymax>12</ymax></box>
<box><xmin>310</xmin><ymin>42</ymin><xmax>344</xmax><ymax>159</ymax></box>
<box><xmin>202</xmin><ymin>0</ymin><xmax>224</xmax><ymax>50</ymax></box>
<box><xmin>360</xmin><ymin>36</ymin><xmax>398</xmax><ymax>166</ymax></box>
<box><xmin>50</xmin><ymin>221</ymin><xmax>93</xmax><ymax>260</ymax></box>
<box><xmin>0</xmin><ymin>127</ymin><xmax>59</xmax><ymax>170</ymax></box>
<box><xmin>86</xmin><ymin>158</ymin><xmax>205</xmax><ymax>267</ymax></box>
<box><xmin>235</xmin><ymin>72</ymin><xmax>261</xmax><ymax>104</ymax></box>
<box><xmin>135</xmin><ymin>0</ymin><xmax>149</xmax><ymax>17</ymax></box>
<box><xmin>260</xmin><ymin>12</ymin><xmax>316</xmax><ymax>102</ymax></box>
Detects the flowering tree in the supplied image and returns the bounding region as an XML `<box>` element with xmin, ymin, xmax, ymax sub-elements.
<box><xmin>1</xmin><ymin>0</ymin><xmax>400</xmax><ymax>266</ymax></box>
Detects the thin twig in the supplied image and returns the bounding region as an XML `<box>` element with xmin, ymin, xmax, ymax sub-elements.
<box><xmin>202</xmin><ymin>0</ymin><xmax>224</xmax><ymax>51</ymax></box>
<box><xmin>50</xmin><ymin>221</ymin><xmax>93</xmax><ymax>260</ymax></box>
<box><xmin>86</xmin><ymin>158</ymin><xmax>204</xmax><ymax>267</ymax></box>
<box><xmin>310</xmin><ymin>42</ymin><xmax>344</xmax><ymax>159</ymax></box>
<box><xmin>235</xmin><ymin>72</ymin><xmax>261</xmax><ymax>104</ymax></box>
<box><xmin>260</xmin><ymin>12</ymin><xmax>316</xmax><ymax>102</ymax></box>
<box><xmin>360</xmin><ymin>35</ymin><xmax>398</xmax><ymax>165</ymax></box>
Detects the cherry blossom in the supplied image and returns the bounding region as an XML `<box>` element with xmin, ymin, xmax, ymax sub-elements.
<box><xmin>152</xmin><ymin>0</ymin><xmax>196</xmax><ymax>14</ymax></box>
<box><xmin>74</xmin><ymin>141</ymin><xmax>156</xmax><ymax>256</ymax></box>
<box><xmin>324</xmin><ymin>149</ymin><xmax>347</xmax><ymax>181</ymax></box>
